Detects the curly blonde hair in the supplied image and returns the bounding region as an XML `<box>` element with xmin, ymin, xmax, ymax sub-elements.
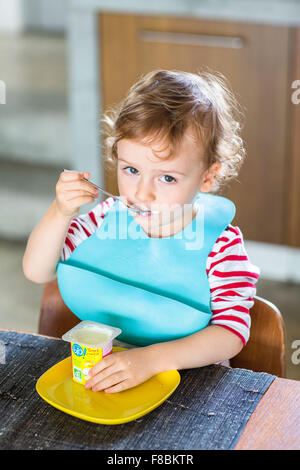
<box><xmin>101</xmin><ymin>69</ymin><xmax>246</xmax><ymax>193</ymax></box>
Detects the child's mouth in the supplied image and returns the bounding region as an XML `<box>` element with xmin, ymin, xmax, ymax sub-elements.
<box><xmin>140</xmin><ymin>212</ymin><xmax>152</xmax><ymax>217</ymax></box>
<box><xmin>130</xmin><ymin>209</ymin><xmax>153</xmax><ymax>217</ymax></box>
<box><xmin>127</xmin><ymin>200</ymin><xmax>157</xmax><ymax>217</ymax></box>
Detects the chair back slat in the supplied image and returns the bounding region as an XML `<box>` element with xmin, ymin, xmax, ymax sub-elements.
<box><xmin>230</xmin><ymin>296</ymin><xmax>286</xmax><ymax>377</ymax></box>
<box><xmin>39</xmin><ymin>280</ymin><xmax>80</xmax><ymax>338</ymax></box>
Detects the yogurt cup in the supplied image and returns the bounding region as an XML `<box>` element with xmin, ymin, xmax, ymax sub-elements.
<box><xmin>62</xmin><ymin>321</ymin><xmax>122</xmax><ymax>385</ymax></box>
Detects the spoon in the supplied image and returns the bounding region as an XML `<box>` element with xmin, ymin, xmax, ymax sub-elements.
<box><xmin>63</xmin><ymin>169</ymin><xmax>158</xmax><ymax>215</ymax></box>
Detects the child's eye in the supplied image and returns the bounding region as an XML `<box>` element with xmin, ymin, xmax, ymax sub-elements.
<box><xmin>123</xmin><ymin>166</ymin><xmax>139</xmax><ymax>175</ymax></box>
<box><xmin>161</xmin><ymin>175</ymin><xmax>176</xmax><ymax>184</ymax></box>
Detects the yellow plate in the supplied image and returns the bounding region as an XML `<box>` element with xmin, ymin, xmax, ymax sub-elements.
<box><xmin>36</xmin><ymin>347</ymin><xmax>180</xmax><ymax>424</ymax></box>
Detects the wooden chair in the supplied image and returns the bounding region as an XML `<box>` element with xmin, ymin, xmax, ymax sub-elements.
<box><xmin>230</xmin><ymin>295</ymin><xmax>286</xmax><ymax>378</ymax></box>
<box><xmin>38</xmin><ymin>281</ymin><xmax>286</xmax><ymax>377</ymax></box>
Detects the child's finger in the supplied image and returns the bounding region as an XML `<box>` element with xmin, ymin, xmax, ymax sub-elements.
<box><xmin>63</xmin><ymin>192</ymin><xmax>98</xmax><ymax>203</ymax></box>
<box><xmin>61</xmin><ymin>181</ymin><xmax>99</xmax><ymax>196</ymax></box>
<box><xmin>90</xmin><ymin>371</ymin><xmax>128</xmax><ymax>392</ymax></box>
<box><xmin>90</xmin><ymin>354</ymin><xmax>115</xmax><ymax>376</ymax></box>
<box><xmin>104</xmin><ymin>380</ymin><xmax>130</xmax><ymax>393</ymax></box>
<box><xmin>61</xmin><ymin>171</ymin><xmax>80</xmax><ymax>182</ymax></box>
<box><xmin>61</xmin><ymin>170</ymin><xmax>88</xmax><ymax>182</ymax></box>
<box><xmin>85</xmin><ymin>363</ymin><xmax>119</xmax><ymax>389</ymax></box>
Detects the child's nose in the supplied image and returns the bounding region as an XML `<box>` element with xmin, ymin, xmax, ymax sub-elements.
<box><xmin>135</xmin><ymin>179</ymin><xmax>156</xmax><ymax>204</ymax></box>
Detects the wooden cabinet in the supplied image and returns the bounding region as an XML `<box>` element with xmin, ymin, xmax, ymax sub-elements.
<box><xmin>287</xmin><ymin>28</ymin><xmax>300</xmax><ymax>248</ymax></box>
<box><xmin>99</xmin><ymin>13</ymin><xmax>300</xmax><ymax>247</ymax></box>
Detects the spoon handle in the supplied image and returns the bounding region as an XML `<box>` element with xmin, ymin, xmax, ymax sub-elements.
<box><xmin>81</xmin><ymin>177</ymin><xmax>117</xmax><ymax>200</ymax></box>
<box><xmin>81</xmin><ymin>177</ymin><xmax>145</xmax><ymax>214</ymax></box>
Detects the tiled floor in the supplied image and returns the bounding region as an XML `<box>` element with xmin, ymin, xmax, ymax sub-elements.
<box><xmin>0</xmin><ymin>237</ymin><xmax>299</xmax><ymax>380</ymax></box>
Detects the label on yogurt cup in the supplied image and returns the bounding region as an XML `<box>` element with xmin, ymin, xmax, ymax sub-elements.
<box><xmin>62</xmin><ymin>321</ymin><xmax>122</xmax><ymax>385</ymax></box>
<box><xmin>71</xmin><ymin>341</ymin><xmax>112</xmax><ymax>384</ymax></box>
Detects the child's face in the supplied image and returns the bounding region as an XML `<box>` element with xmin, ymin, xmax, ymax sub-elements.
<box><xmin>117</xmin><ymin>128</ymin><xmax>221</xmax><ymax>236</ymax></box>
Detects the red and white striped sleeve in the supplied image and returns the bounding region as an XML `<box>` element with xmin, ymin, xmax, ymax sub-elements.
<box><xmin>60</xmin><ymin>196</ymin><xmax>116</xmax><ymax>261</ymax></box>
<box><xmin>206</xmin><ymin>224</ymin><xmax>260</xmax><ymax>347</ymax></box>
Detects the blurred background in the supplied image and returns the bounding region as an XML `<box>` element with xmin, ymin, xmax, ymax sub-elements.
<box><xmin>0</xmin><ymin>0</ymin><xmax>299</xmax><ymax>379</ymax></box>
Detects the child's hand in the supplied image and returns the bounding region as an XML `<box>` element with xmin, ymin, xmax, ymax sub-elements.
<box><xmin>55</xmin><ymin>170</ymin><xmax>99</xmax><ymax>218</ymax></box>
<box><xmin>84</xmin><ymin>347</ymin><xmax>156</xmax><ymax>393</ymax></box>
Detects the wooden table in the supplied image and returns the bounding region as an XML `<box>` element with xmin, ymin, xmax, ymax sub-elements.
<box><xmin>234</xmin><ymin>376</ymin><xmax>300</xmax><ymax>449</ymax></box>
<box><xmin>1</xmin><ymin>328</ymin><xmax>300</xmax><ymax>450</ymax></box>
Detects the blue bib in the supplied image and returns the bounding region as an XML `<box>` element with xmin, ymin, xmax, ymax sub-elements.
<box><xmin>57</xmin><ymin>192</ymin><xmax>235</xmax><ymax>346</ymax></box>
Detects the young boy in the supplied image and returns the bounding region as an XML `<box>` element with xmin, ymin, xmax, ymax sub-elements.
<box><xmin>23</xmin><ymin>69</ymin><xmax>260</xmax><ymax>394</ymax></box>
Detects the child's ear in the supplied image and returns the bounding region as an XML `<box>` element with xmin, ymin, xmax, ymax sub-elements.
<box><xmin>200</xmin><ymin>162</ymin><xmax>221</xmax><ymax>192</ymax></box>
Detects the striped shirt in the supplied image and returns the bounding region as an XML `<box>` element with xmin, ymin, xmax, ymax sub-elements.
<box><xmin>60</xmin><ymin>197</ymin><xmax>260</xmax><ymax>346</ymax></box>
